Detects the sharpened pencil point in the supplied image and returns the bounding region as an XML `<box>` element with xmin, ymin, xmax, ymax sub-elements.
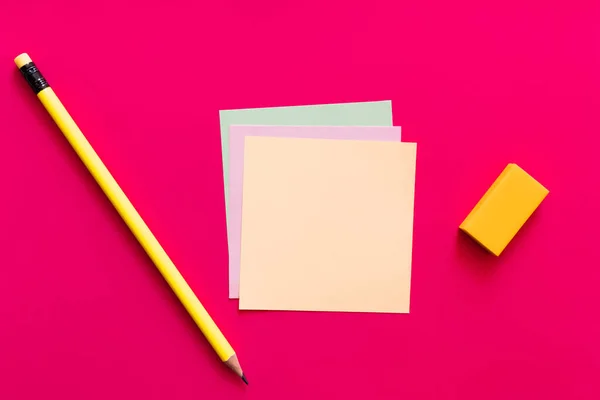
<box><xmin>241</xmin><ymin>374</ymin><xmax>248</xmax><ymax>385</ymax></box>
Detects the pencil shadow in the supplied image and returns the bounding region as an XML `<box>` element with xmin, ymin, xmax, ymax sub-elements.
<box><xmin>13</xmin><ymin>69</ymin><xmax>245</xmax><ymax>387</ymax></box>
<box><xmin>103</xmin><ymin>216</ymin><xmax>244</xmax><ymax>386</ymax></box>
<box><xmin>108</xmin><ymin>223</ymin><xmax>244</xmax><ymax>385</ymax></box>
<box><xmin>13</xmin><ymin>67</ymin><xmax>102</xmax><ymax>190</ymax></box>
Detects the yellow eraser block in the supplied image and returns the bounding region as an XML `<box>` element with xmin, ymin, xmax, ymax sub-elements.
<box><xmin>459</xmin><ymin>163</ymin><xmax>549</xmax><ymax>256</ymax></box>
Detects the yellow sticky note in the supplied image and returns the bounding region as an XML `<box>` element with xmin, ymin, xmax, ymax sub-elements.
<box><xmin>460</xmin><ymin>164</ymin><xmax>549</xmax><ymax>256</ymax></box>
<box><xmin>239</xmin><ymin>137</ymin><xmax>417</xmax><ymax>313</ymax></box>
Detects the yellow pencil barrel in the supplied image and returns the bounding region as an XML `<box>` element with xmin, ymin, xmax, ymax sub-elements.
<box><xmin>15</xmin><ymin>53</ymin><xmax>234</xmax><ymax>362</ymax></box>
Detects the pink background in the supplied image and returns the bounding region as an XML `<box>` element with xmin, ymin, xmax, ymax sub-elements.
<box><xmin>0</xmin><ymin>1</ymin><xmax>598</xmax><ymax>399</ymax></box>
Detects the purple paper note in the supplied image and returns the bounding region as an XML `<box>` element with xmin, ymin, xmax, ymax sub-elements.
<box><xmin>228</xmin><ymin>125</ymin><xmax>402</xmax><ymax>299</ymax></box>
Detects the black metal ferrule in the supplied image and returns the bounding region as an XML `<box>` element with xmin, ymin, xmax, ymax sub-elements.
<box><xmin>19</xmin><ymin>62</ymin><xmax>49</xmax><ymax>94</ymax></box>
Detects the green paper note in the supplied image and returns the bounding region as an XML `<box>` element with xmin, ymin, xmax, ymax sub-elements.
<box><xmin>219</xmin><ymin>100</ymin><xmax>393</xmax><ymax>217</ymax></box>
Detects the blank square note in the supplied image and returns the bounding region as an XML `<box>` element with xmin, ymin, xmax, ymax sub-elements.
<box><xmin>239</xmin><ymin>137</ymin><xmax>417</xmax><ymax>313</ymax></box>
<box><xmin>227</xmin><ymin>125</ymin><xmax>402</xmax><ymax>299</ymax></box>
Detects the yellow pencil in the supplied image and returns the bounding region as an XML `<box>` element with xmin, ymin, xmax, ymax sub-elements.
<box><xmin>14</xmin><ymin>53</ymin><xmax>247</xmax><ymax>384</ymax></box>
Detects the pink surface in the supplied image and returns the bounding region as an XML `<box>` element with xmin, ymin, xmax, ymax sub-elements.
<box><xmin>228</xmin><ymin>125</ymin><xmax>402</xmax><ymax>298</ymax></box>
<box><xmin>0</xmin><ymin>1</ymin><xmax>599</xmax><ymax>399</ymax></box>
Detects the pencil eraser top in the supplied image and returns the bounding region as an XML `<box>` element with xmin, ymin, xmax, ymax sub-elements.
<box><xmin>459</xmin><ymin>163</ymin><xmax>549</xmax><ymax>256</ymax></box>
<box><xmin>14</xmin><ymin>53</ymin><xmax>32</xmax><ymax>68</ymax></box>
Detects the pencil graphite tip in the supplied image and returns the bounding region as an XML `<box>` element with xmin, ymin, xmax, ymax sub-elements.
<box><xmin>241</xmin><ymin>374</ymin><xmax>248</xmax><ymax>385</ymax></box>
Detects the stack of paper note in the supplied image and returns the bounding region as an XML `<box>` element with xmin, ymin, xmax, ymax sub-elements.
<box><xmin>219</xmin><ymin>101</ymin><xmax>416</xmax><ymax>313</ymax></box>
